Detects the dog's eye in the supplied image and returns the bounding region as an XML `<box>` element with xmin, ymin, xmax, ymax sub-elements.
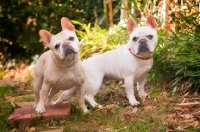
<box><xmin>68</xmin><ymin>37</ymin><xmax>74</xmax><ymax>41</ymax></box>
<box><xmin>132</xmin><ymin>37</ymin><xmax>138</xmax><ymax>42</ymax></box>
<box><xmin>147</xmin><ymin>35</ymin><xmax>153</xmax><ymax>40</ymax></box>
<box><xmin>55</xmin><ymin>44</ymin><xmax>60</xmax><ymax>49</ymax></box>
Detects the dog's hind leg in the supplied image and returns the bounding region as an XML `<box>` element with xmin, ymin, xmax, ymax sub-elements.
<box><xmin>53</xmin><ymin>87</ymin><xmax>76</xmax><ymax>104</ymax></box>
<box><xmin>46</xmin><ymin>87</ymin><xmax>59</xmax><ymax>105</ymax></box>
<box><xmin>84</xmin><ymin>93</ymin><xmax>103</xmax><ymax>109</ymax></box>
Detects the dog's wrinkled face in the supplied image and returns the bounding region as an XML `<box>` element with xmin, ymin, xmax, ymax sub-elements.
<box><xmin>50</xmin><ymin>30</ymin><xmax>79</xmax><ymax>60</ymax></box>
<box><xmin>39</xmin><ymin>17</ymin><xmax>79</xmax><ymax>60</ymax></box>
<box><xmin>127</xmin><ymin>15</ymin><xmax>158</xmax><ymax>56</ymax></box>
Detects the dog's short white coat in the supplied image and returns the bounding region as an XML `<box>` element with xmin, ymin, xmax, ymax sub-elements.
<box><xmin>53</xmin><ymin>15</ymin><xmax>158</xmax><ymax>108</ymax></box>
<box><xmin>33</xmin><ymin>17</ymin><xmax>87</xmax><ymax>113</ymax></box>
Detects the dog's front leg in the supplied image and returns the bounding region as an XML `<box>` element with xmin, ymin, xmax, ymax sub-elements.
<box><xmin>33</xmin><ymin>77</ymin><xmax>43</xmax><ymax>107</ymax></box>
<box><xmin>35</xmin><ymin>83</ymin><xmax>51</xmax><ymax>113</ymax></box>
<box><xmin>124</xmin><ymin>76</ymin><xmax>140</xmax><ymax>106</ymax></box>
<box><xmin>137</xmin><ymin>75</ymin><xmax>148</xmax><ymax>101</ymax></box>
<box><xmin>76</xmin><ymin>84</ymin><xmax>88</xmax><ymax>113</ymax></box>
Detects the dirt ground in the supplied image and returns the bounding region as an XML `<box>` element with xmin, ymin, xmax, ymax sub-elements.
<box><xmin>0</xmin><ymin>63</ymin><xmax>200</xmax><ymax>131</ymax></box>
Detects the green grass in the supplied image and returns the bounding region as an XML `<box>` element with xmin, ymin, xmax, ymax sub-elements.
<box><xmin>0</xmin><ymin>82</ymin><xmax>200</xmax><ymax>131</ymax></box>
<box><xmin>0</xmin><ymin>84</ymin><xmax>17</xmax><ymax>131</ymax></box>
<box><xmin>0</xmin><ymin>101</ymin><xmax>14</xmax><ymax>131</ymax></box>
<box><xmin>0</xmin><ymin>84</ymin><xmax>16</xmax><ymax>98</ymax></box>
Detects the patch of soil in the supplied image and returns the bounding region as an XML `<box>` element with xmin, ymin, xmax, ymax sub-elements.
<box><xmin>1</xmin><ymin>63</ymin><xmax>200</xmax><ymax>131</ymax></box>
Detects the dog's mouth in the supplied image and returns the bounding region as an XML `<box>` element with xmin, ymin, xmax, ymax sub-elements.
<box><xmin>63</xmin><ymin>46</ymin><xmax>77</xmax><ymax>56</ymax></box>
<box><xmin>65</xmin><ymin>48</ymin><xmax>76</xmax><ymax>55</ymax></box>
<box><xmin>137</xmin><ymin>43</ymin><xmax>150</xmax><ymax>54</ymax></box>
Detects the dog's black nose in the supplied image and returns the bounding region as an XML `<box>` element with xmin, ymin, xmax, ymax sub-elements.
<box><xmin>139</xmin><ymin>39</ymin><xmax>147</xmax><ymax>43</ymax></box>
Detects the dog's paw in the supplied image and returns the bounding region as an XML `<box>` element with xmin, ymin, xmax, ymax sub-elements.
<box><xmin>35</xmin><ymin>105</ymin><xmax>45</xmax><ymax>113</ymax></box>
<box><xmin>83</xmin><ymin>108</ymin><xmax>89</xmax><ymax>114</ymax></box>
<box><xmin>130</xmin><ymin>100</ymin><xmax>140</xmax><ymax>106</ymax></box>
<box><xmin>95</xmin><ymin>103</ymin><xmax>103</xmax><ymax>109</ymax></box>
<box><xmin>127</xmin><ymin>95</ymin><xmax>140</xmax><ymax>106</ymax></box>
<box><xmin>129</xmin><ymin>98</ymin><xmax>140</xmax><ymax>106</ymax></box>
<box><xmin>139</xmin><ymin>91</ymin><xmax>149</xmax><ymax>103</ymax></box>
<box><xmin>139</xmin><ymin>91</ymin><xmax>148</xmax><ymax>99</ymax></box>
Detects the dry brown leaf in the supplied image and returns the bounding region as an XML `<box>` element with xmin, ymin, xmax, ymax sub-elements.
<box><xmin>106</xmin><ymin>104</ymin><xmax>115</xmax><ymax>110</ymax></box>
<box><xmin>190</xmin><ymin>121</ymin><xmax>199</xmax><ymax>128</ymax></box>
<box><xmin>176</xmin><ymin>124</ymin><xmax>189</xmax><ymax>131</ymax></box>
<box><xmin>183</xmin><ymin>118</ymin><xmax>196</xmax><ymax>123</ymax></box>
<box><xmin>194</xmin><ymin>115</ymin><xmax>200</xmax><ymax>119</ymax></box>
<box><xmin>166</xmin><ymin>128</ymin><xmax>175</xmax><ymax>132</ymax></box>
<box><xmin>174</xmin><ymin>107</ymin><xmax>190</xmax><ymax>112</ymax></box>
<box><xmin>28</xmin><ymin>127</ymin><xmax>36</xmax><ymax>132</ymax></box>
<box><xmin>144</xmin><ymin>105</ymin><xmax>156</xmax><ymax>111</ymax></box>
<box><xmin>180</xmin><ymin>114</ymin><xmax>193</xmax><ymax>119</ymax></box>
<box><xmin>100</xmin><ymin>108</ymin><xmax>108</xmax><ymax>115</ymax></box>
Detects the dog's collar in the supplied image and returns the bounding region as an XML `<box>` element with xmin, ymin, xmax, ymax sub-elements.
<box><xmin>128</xmin><ymin>48</ymin><xmax>151</xmax><ymax>60</ymax></box>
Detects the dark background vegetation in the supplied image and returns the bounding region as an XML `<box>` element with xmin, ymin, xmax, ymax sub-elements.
<box><xmin>0</xmin><ymin>0</ymin><xmax>200</xmax><ymax>95</ymax></box>
<box><xmin>0</xmin><ymin>0</ymin><xmax>120</xmax><ymax>64</ymax></box>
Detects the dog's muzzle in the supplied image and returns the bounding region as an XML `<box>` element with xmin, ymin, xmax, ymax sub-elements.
<box><xmin>138</xmin><ymin>39</ymin><xmax>149</xmax><ymax>53</ymax></box>
<box><xmin>62</xmin><ymin>42</ymin><xmax>77</xmax><ymax>56</ymax></box>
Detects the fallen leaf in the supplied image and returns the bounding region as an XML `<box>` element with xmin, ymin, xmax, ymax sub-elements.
<box><xmin>132</xmin><ymin>107</ymin><xmax>138</xmax><ymax>114</ymax></box>
<box><xmin>144</xmin><ymin>105</ymin><xmax>156</xmax><ymax>111</ymax></box>
<box><xmin>174</xmin><ymin>107</ymin><xmax>190</xmax><ymax>112</ymax></box>
<box><xmin>29</xmin><ymin>127</ymin><xmax>36</xmax><ymax>132</ymax></box>
<box><xmin>176</xmin><ymin>124</ymin><xmax>189</xmax><ymax>131</ymax></box>
<box><xmin>195</xmin><ymin>115</ymin><xmax>200</xmax><ymax>119</ymax></box>
<box><xmin>190</xmin><ymin>121</ymin><xmax>199</xmax><ymax>128</ymax></box>
<box><xmin>106</xmin><ymin>104</ymin><xmax>115</xmax><ymax>110</ymax></box>
<box><xmin>165</xmin><ymin>128</ymin><xmax>175</xmax><ymax>132</ymax></box>
<box><xmin>100</xmin><ymin>108</ymin><xmax>108</xmax><ymax>115</ymax></box>
<box><xmin>183</xmin><ymin>118</ymin><xmax>195</xmax><ymax>123</ymax></box>
<box><xmin>179</xmin><ymin>114</ymin><xmax>193</xmax><ymax>119</ymax></box>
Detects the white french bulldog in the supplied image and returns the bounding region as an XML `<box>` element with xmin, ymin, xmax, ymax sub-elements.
<box><xmin>33</xmin><ymin>17</ymin><xmax>88</xmax><ymax>113</ymax></box>
<box><xmin>53</xmin><ymin>15</ymin><xmax>158</xmax><ymax>108</ymax></box>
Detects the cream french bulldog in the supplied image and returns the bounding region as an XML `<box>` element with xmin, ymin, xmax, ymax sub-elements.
<box><xmin>53</xmin><ymin>15</ymin><xmax>158</xmax><ymax>108</ymax></box>
<box><xmin>33</xmin><ymin>17</ymin><xmax>88</xmax><ymax>113</ymax></box>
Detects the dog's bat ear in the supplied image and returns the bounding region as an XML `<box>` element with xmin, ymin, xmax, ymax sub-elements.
<box><xmin>61</xmin><ymin>17</ymin><xmax>75</xmax><ymax>31</ymax></box>
<box><xmin>127</xmin><ymin>18</ymin><xmax>136</xmax><ymax>34</ymax></box>
<box><xmin>146</xmin><ymin>15</ymin><xmax>157</xmax><ymax>29</ymax></box>
<box><xmin>39</xmin><ymin>30</ymin><xmax>52</xmax><ymax>46</ymax></box>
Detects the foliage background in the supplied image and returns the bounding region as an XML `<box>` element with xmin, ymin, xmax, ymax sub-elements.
<box><xmin>0</xmin><ymin>0</ymin><xmax>200</xmax><ymax>92</ymax></box>
<box><xmin>0</xmin><ymin>0</ymin><xmax>121</xmax><ymax>64</ymax></box>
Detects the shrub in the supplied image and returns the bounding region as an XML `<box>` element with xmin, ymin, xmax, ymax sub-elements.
<box><xmin>150</xmin><ymin>1</ymin><xmax>200</xmax><ymax>92</ymax></box>
<box><xmin>72</xmin><ymin>20</ymin><xmax>129</xmax><ymax>59</ymax></box>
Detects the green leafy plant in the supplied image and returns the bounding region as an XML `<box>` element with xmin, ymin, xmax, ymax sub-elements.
<box><xmin>72</xmin><ymin>20</ymin><xmax>129</xmax><ymax>59</ymax></box>
<box><xmin>0</xmin><ymin>101</ymin><xmax>15</xmax><ymax>131</ymax></box>
<box><xmin>0</xmin><ymin>69</ymin><xmax>5</xmax><ymax>78</ymax></box>
<box><xmin>0</xmin><ymin>85</ymin><xmax>17</xmax><ymax>131</ymax></box>
<box><xmin>0</xmin><ymin>84</ymin><xmax>16</xmax><ymax>98</ymax></box>
<box><xmin>150</xmin><ymin>1</ymin><xmax>200</xmax><ymax>92</ymax></box>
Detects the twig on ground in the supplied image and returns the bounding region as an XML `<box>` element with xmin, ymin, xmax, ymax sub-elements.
<box><xmin>178</xmin><ymin>102</ymin><xmax>200</xmax><ymax>107</ymax></box>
